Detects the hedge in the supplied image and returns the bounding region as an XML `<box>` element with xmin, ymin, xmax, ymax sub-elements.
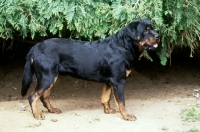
<box><xmin>0</xmin><ymin>0</ymin><xmax>199</xmax><ymax>65</ymax></box>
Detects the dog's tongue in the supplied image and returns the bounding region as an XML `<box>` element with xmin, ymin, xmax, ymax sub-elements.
<box><xmin>153</xmin><ymin>44</ymin><xmax>158</xmax><ymax>48</ymax></box>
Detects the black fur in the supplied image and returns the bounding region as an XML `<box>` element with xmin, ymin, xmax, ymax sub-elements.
<box><xmin>21</xmin><ymin>18</ymin><xmax>159</xmax><ymax>120</ymax></box>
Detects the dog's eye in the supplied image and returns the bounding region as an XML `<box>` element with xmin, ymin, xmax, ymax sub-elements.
<box><xmin>144</xmin><ymin>29</ymin><xmax>149</xmax><ymax>33</ymax></box>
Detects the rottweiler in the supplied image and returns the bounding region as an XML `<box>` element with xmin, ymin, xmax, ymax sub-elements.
<box><xmin>21</xmin><ymin>18</ymin><xmax>159</xmax><ymax>121</ymax></box>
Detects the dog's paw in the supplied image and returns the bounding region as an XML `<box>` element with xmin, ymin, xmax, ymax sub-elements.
<box><xmin>123</xmin><ymin>114</ymin><xmax>137</xmax><ymax>121</ymax></box>
<box><xmin>50</xmin><ymin>108</ymin><xmax>62</xmax><ymax>114</ymax></box>
<box><xmin>104</xmin><ymin>108</ymin><xmax>116</xmax><ymax>114</ymax></box>
<box><xmin>34</xmin><ymin>113</ymin><xmax>45</xmax><ymax>120</ymax></box>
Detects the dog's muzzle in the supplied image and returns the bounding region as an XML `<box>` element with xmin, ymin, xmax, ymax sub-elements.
<box><xmin>143</xmin><ymin>43</ymin><xmax>158</xmax><ymax>50</ymax></box>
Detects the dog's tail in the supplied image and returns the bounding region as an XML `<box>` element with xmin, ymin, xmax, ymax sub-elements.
<box><xmin>21</xmin><ymin>55</ymin><xmax>33</xmax><ymax>97</ymax></box>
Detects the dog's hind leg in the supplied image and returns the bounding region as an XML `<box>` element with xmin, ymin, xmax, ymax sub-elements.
<box><xmin>101</xmin><ymin>83</ymin><xmax>116</xmax><ymax>114</ymax></box>
<box><xmin>28</xmin><ymin>66</ymin><xmax>60</xmax><ymax>120</ymax></box>
<box><xmin>28</xmin><ymin>90</ymin><xmax>45</xmax><ymax>120</ymax></box>
<box><xmin>40</xmin><ymin>76</ymin><xmax>62</xmax><ymax>114</ymax></box>
<box><xmin>28</xmin><ymin>76</ymin><xmax>60</xmax><ymax>120</ymax></box>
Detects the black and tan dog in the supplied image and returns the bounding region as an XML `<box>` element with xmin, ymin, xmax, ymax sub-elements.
<box><xmin>21</xmin><ymin>18</ymin><xmax>159</xmax><ymax>121</ymax></box>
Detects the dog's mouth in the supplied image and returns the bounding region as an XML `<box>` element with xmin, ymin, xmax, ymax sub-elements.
<box><xmin>143</xmin><ymin>43</ymin><xmax>158</xmax><ymax>50</ymax></box>
<box><xmin>138</xmin><ymin>35</ymin><xmax>160</xmax><ymax>51</ymax></box>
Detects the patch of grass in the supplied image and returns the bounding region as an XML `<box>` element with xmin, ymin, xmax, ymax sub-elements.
<box><xmin>186</xmin><ymin>127</ymin><xmax>200</xmax><ymax>132</ymax></box>
<box><xmin>93</xmin><ymin>116</ymin><xmax>100</xmax><ymax>122</ymax></box>
<box><xmin>89</xmin><ymin>116</ymin><xmax>100</xmax><ymax>123</ymax></box>
<box><xmin>180</xmin><ymin>105</ymin><xmax>200</xmax><ymax>122</ymax></box>
<box><xmin>161</xmin><ymin>126</ymin><xmax>168</xmax><ymax>131</ymax></box>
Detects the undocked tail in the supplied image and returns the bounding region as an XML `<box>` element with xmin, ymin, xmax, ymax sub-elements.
<box><xmin>21</xmin><ymin>56</ymin><xmax>33</xmax><ymax>97</ymax></box>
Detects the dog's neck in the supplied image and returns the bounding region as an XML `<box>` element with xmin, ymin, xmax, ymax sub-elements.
<box><xmin>113</xmin><ymin>27</ymin><xmax>141</xmax><ymax>58</ymax></box>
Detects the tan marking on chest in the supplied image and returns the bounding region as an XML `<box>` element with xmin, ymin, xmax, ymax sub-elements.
<box><xmin>126</xmin><ymin>70</ymin><xmax>131</xmax><ymax>77</ymax></box>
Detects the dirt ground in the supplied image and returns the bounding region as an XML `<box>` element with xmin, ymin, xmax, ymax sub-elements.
<box><xmin>0</xmin><ymin>55</ymin><xmax>200</xmax><ymax>132</ymax></box>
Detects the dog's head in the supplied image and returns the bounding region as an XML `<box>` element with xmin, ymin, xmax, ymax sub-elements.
<box><xmin>128</xmin><ymin>18</ymin><xmax>159</xmax><ymax>51</ymax></box>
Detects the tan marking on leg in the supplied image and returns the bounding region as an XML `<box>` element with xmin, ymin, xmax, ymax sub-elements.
<box><xmin>41</xmin><ymin>76</ymin><xmax>61</xmax><ymax>113</ymax></box>
<box><xmin>112</xmin><ymin>87</ymin><xmax>137</xmax><ymax>121</ymax></box>
<box><xmin>101</xmin><ymin>83</ymin><xmax>111</xmax><ymax>103</ymax></box>
<box><xmin>31</xmin><ymin>91</ymin><xmax>45</xmax><ymax>120</ymax></box>
<box><xmin>126</xmin><ymin>70</ymin><xmax>131</xmax><ymax>77</ymax></box>
<box><xmin>112</xmin><ymin>87</ymin><xmax>119</xmax><ymax>112</ymax></box>
<box><xmin>118</xmin><ymin>102</ymin><xmax>137</xmax><ymax>121</ymax></box>
<box><xmin>101</xmin><ymin>83</ymin><xmax>116</xmax><ymax>114</ymax></box>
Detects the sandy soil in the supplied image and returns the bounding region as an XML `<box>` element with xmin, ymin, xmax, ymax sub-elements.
<box><xmin>0</xmin><ymin>57</ymin><xmax>200</xmax><ymax>132</ymax></box>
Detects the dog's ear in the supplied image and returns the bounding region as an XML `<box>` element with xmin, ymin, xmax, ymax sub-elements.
<box><xmin>125</xmin><ymin>18</ymin><xmax>153</xmax><ymax>40</ymax></box>
<box><xmin>137</xmin><ymin>18</ymin><xmax>152</xmax><ymax>25</ymax></box>
<box><xmin>136</xmin><ymin>18</ymin><xmax>152</xmax><ymax>32</ymax></box>
<box><xmin>130</xmin><ymin>20</ymin><xmax>140</xmax><ymax>30</ymax></box>
<box><xmin>130</xmin><ymin>18</ymin><xmax>151</xmax><ymax>28</ymax></box>
<box><xmin>134</xmin><ymin>18</ymin><xmax>153</xmax><ymax>41</ymax></box>
<box><xmin>125</xmin><ymin>20</ymin><xmax>140</xmax><ymax>40</ymax></box>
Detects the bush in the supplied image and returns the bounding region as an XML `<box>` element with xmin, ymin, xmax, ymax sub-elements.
<box><xmin>0</xmin><ymin>0</ymin><xmax>199</xmax><ymax>65</ymax></box>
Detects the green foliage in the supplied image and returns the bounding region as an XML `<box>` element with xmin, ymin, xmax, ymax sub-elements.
<box><xmin>0</xmin><ymin>0</ymin><xmax>199</xmax><ymax>65</ymax></box>
<box><xmin>180</xmin><ymin>105</ymin><xmax>200</xmax><ymax>122</ymax></box>
<box><xmin>160</xmin><ymin>0</ymin><xmax>200</xmax><ymax>65</ymax></box>
<box><xmin>186</xmin><ymin>127</ymin><xmax>200</xmax><ymax>132</ymax></box>
<box><xmin>139</xmin><ymin>50</ymin><xmax>153</xmax><ymax>62</ymax></box>
<box><xmin>161</xmin><ymin>126</ymin><xmax>169</xmax><ymax>131</ymax></box>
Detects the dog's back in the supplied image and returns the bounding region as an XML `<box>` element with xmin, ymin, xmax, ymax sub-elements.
<box><xmin>27</xmin><ymin>38</ymin><xmax>132</xmax><ymax>82</ymax></box>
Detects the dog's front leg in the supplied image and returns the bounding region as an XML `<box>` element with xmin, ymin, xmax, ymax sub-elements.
<box><xmin>112</xmin><ymin>81</ymin><xmax>137</xmax><ymax>121</ymax></box>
